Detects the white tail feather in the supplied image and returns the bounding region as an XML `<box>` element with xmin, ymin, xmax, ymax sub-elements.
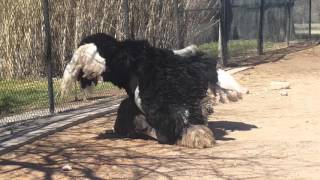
<box><xmin>173</xmin><ymin>45</ymin><xmax>198</xmax><ymax>57</ymax></box>
<box><xmin>60</xmin><ymin>43</ymin><xmax>106</xmax><ymax>97</ymax></box>
<box><xmin>216</xmin><ymin>69</ymin><xmax>249</xmax><ymax>103</ymax></box>
<box><xmin>217</xmin><ymin>69</ymin><xmax>242</xmax><ymax>93</ymax></box>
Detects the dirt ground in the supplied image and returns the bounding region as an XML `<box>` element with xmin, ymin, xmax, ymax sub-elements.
<box><xmin>1</xmin><ymin>44</ymin><xmax>320</xmax><ymax>180</ymax></box>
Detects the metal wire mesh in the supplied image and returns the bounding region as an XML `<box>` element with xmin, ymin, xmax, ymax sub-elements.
<box><xmin>179</xmin><ymin>0</ymin><xmax>318</xmax><ymax>66</ymax></box>
<box><xmin>0</xmin><ymin>0</ymin><xmax>126</xmax><ymax>127</ymax></box>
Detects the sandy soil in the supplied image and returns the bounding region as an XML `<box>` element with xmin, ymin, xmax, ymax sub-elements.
<box><xmin>1</xmin><ymin>44</ymin><xmax>320</xmax><ymax>180</ymax></box>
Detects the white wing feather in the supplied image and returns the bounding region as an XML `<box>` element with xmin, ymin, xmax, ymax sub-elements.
<box><xmin>60</xmin><ymin>43</ymin><xmax>106</xmax><ymax>96</ymax></box>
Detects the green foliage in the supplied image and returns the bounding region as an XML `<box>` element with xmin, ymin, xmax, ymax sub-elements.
<box><xmin>199</xmin><ymin>40</ymin><xmax>273</xmax><ymax>57</ymax></box>
<box><xmin>198</xmin><ymin>42</ymin><xmax>219</xmax><ymax>57</ymax></box>
<box><xmin>0</xmin><ymin>78</ymin><xmax>118</xmax><ymax>117</ymax></box>
<box><xmin>0</xmin><ymin>79</ymin><xmax>49</xmax><ymax>115</ymax></box>
<box><xmin>0</xmin><ymin>95</ymin><xmax>21</xmax><ymax>115</ymax></box>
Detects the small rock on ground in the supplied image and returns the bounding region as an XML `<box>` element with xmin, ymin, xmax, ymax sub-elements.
<box><xmin>62</xmin><ymin>164</ymin><xmax>72</xmax><ymax>171</ymax></box>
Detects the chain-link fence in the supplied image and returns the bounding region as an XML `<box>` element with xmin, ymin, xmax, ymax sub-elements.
<box><xmin>0</xmin><ymin>0</ymin><xmax>128</xmax><ymax>127</ymax></box>
<box><xmin>0</xmin><ymin>0</ymin><xmax>319</xmax><ymax>128</ymax></box>
<box><xmin>179</xmin><ymin>0</ymin><xmax>319</xmax><ymax>67</ymax></box>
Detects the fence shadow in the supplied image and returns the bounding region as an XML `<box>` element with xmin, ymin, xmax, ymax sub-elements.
<box><xmin>0</xmin><ymin>122</ymin><xmax>294</xmax><ymax>180</ymax></box>
<box><xmin>1</xmin><ymin>114</ymin><xmax>316</xmax><ymax>180</ymax></box>
<box><xmin>228</xmin><ymin>42</ymin><xmax>319</xmax><ymax>67</ymax></box>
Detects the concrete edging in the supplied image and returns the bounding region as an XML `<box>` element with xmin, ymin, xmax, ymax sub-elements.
<box><xmin>0</xmin><ymin>103</ymin><xmax>120</xmax><ymax>155</ymax></box>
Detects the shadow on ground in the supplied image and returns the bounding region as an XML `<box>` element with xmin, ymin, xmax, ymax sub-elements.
<box><xmin>0</xmin><ymin>116</ymin><xmax>306</xmax><ymax>180</ymax></box>
<box><xmin>208</xmin><ymin>121</ymin><xmax>257</xmax><ymax>141</ymax></box>
<box><xmin>228</xmin><ymin>42</ymin><xmax>319</xmax><ymax>67</ymax></box>
<box><xmin>96</xmin><ymin>120</ymin><xmax>257</xmax><ymax>142</ymax></box>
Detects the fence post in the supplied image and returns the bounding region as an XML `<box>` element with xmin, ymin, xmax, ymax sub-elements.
<box><xmin>257</xmin><ymin>0</ymin><xmax>264</xmax><ymax>55</ymax></box>
<box><xmin>174</xmin><ymin>0</ymin><xmax>183</xmax><ymax>49</ymax></box>
<box><xmin>286</xmin><ymin>0</ymin><xmax>292</xmax><ymax>46</ymax></box>
<box><xmin>219</xmin><ymin>0</ymin><xmax>229</xmax><ymax>66</ymax></box>
<box><xmin>309</xmin><ymin>0</ymin><xmax>312</xmax><ymax>37</ymax></box>
<box><xmin>42</xmin><ymin>0</ymin><xmax>55</xmax><ymax>114</ymax></box>
<box><xmin>122</xmin><ymin>0</ymin><xmax>130</xmax><ymax>39</ymax></box>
